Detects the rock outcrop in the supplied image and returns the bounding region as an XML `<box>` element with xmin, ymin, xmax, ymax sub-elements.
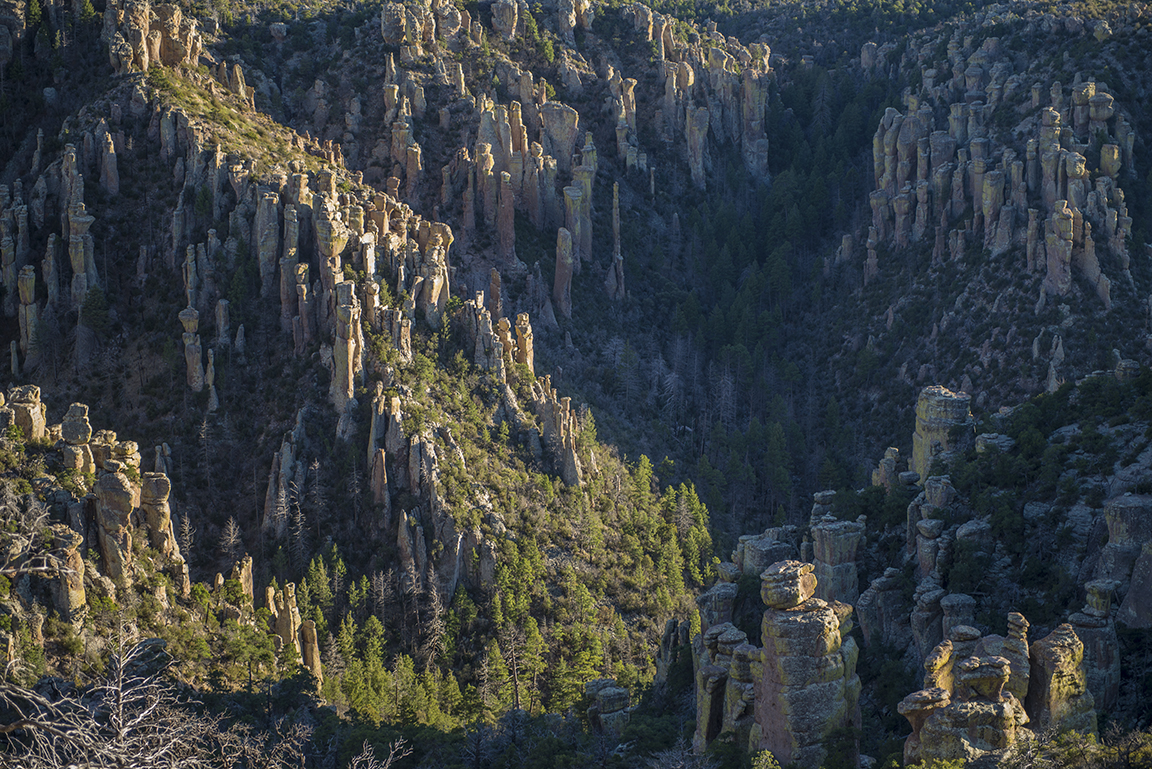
<box><xmin>857</xmin><ymin>567</ymin><xmax>912</xmax><ymax>650</ymax></box>
<box><xmin>140</xmin><ymin>472</ymin><xmax>177</xmax><ymax>557</ymax></box>
<box><xmin>811</xmin><ymin>511</ymin><xmax>866</xmax><ymax>604</ymax></box>
<box><xmin>95</xmin><ymin>468</ymin><xmax>137</xmax><ymax>584</ymax></box>
<box><xmin>553</xmin><ymin>227</ymin><xmax>573</xmax><ymax>320</ymax></box>
<box><xmin>1095</xmin><ymin>494</ymin><xmax>1152</xmax><ymax>616</ymax></box>
<box><xmin>1070</xmin><ymin>580</ymin><xmax>1120</xmax><ymax>711</ymax></box>
<box><xmin>911</xmin><ymin>386</ymin><xmax>972</xmax><ymax>481</ymax></box>
<box><xmin>50</xmin><ymin>525</ymin><xmax>86</xmax><ymax>624</ymax></box>
<box><xmin>901</xmin><ymin>655</ymin><xmax>1028</xmax><ymax>766</ymax></box>
<box><xmin>586</xmin><ymin>678</ymin><xmax>631</xmax><ymax>735</ymax></box>
<box><xmin>268</xmin><ymin>582</ymin><xmax>303</xmax><ymax>661</ymax></box>
<box><xmin>104</xmin><ymin>0</ymin><xmax>204</xmax><ymax>75</ymax></box>
<box><xmin>263</xmin><ymin>410</ymin><xmax>307</xmax><ymax>539</ymax></box>
<box><xmin>9</xmin><ymin>385</ymin><xmax>46</xmax><ymax>440</ymax></box>
<box><xmin>900</xmin><ymin>608</ymin><xmax>1099</xmax><ymax>766</ymax></box>
<box><xmin>754</xmin><ymin>561</ymin><xmax>860</xmax><ymax>768</ymax></box>
<box><xmin>1026</xmin><ymin>624</ymin><xmax>1096</xmax><ymax>734</ymax></box>
<box><xmin>179</xmin><ymin>307</ymin><xmax>204</xmax><ymax>392</ymax></box>
<box><xmin>531</xmin><ymin>375</ymin><xmax>582</xmax><ymax>486</ymax></box>
<box><xmin>301</xmin><ymin>619</ymin><xmax>323</xmax><ymax>684</ymax></box>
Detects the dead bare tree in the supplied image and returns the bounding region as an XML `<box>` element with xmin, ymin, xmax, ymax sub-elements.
<box><xmin>219</xmin><ymin>516</ymin><xmax>243</xmax><ymax>563</ymax></box>
<box><xmin>0</xmin><ymin>639</ymin><xmax>311</xmax><ymax>768</ymax></box>
<box><xmin>0</xmin><ymin>488</ymin><xmax>69</xmax><ymax>580</ymax></box>
<box><xmin>349</xmin><ymin>738</ymin><xmax>412</xmax><ymax>769</ymax></box>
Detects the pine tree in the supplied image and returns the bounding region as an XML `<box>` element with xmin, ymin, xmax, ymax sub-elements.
<box><xmin>336</xmin><ymin>612</ymin><xmax>357</xmax><ymax>662</ymax></box>
<box><xmin>305</xmin><ymin>556</ymin><xmax>333</xmax><ymax>624</ymax></box>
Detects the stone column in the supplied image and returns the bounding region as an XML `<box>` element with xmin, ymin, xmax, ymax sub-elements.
<box><xmin>563</xmin><ymin>186</ymin><xmax>584</xmax><ymax>271</ymax></box>
<box><xmin>255</xmin><ymin>191</ymin><xmax>280</xmax><ymax>298</ymax></box>
<box><xmin>911</xmin><ymin>385</ymin><xmax>972</xmax><ymax>480</ymax></box>
<box><xmin>179</xmin><ymin>307</ymin><xmax>204</xmax><ymax>392</ymax></box>
<box><xmin>215</xmin><ymin>299</ymin><xmax>231</xmax><ymax>348</ymax></box>
<box><xmin>606</xmin><ymin>181</ymin><xmax>625</xmax><ymax>300</ymax></box>
<box><xmin>141</xmin><ymin>472</ymin><xmax>178</xmax><ymax>557</ymax></box>
<box><xmin>50</xmin><ymin>525</ymin><xmax>86</xmax><ymax>624</ymax></box>
<box><xmin>498</xmin><ymin>171</ymin><xmax>516</xmax><ymax>263</ymax></box>
<box><xmin>1070</xmin><ymin>580</ymin><xmax>1120</xmax><ymax>712</ymax></box>
<box><xmin>514</xmin><ymin>313</ymin><xmax>534</xmax><ymax>374</ymax></box>
<box><xmin>1044</xmin><ymin>200</ymin><xmax>1074</xmax><ymax>296</ymax></box>
<box><xmin>553</xmin><ymin>227</ymin><xmax>573</xmax><ymax>319</ymax></box>
<box><xmin>17</xmin><ymin>266</ymin><xmax>38</xmax><ymax>362</ymax></box>
<box><xmin>1026</xmin><ymin>624</ymin><xmax>1097</xmax><ymax>734</ymax></box>
<box><xmin>100</xmin><ymin>133</ymin><xmax>119</xmax><ymax>196</ymax></box>
<box><xmin>330</xmin><ymin>281</ymin><xmax>362</xmax><ymax>412</ymax></box>
<box><xmin>95</xmin><ymin>468</ymin><xmax>136</xmax><ymax>584</ymax></box>
<box><xmin>573</xmin><ymin>164</ymin><xmax>594</xmax><ymax>260</ymax></box>
<box><xmin>755</xmin><ymin>561</ymin><xmax>860</xmax><ymax>768</ymax></box>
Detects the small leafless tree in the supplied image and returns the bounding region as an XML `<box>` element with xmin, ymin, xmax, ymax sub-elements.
<box><xmin>417</xmin><ymin>564</ymin><xmax>446</xmax><ymax>671</ymax></box>
<box><xmin>289</xmin><ymin>484</ymin><xmax>309</xmax><ymax>570</ymax></box>
<box><xmin>349</xmin><ymin>738</ymin><xmax>412</xmax><ymax>769</ymax></box>
<box><xmin>645</xmin><ymin>738</ymin><xmax>720</xmax><ymax>769</ymax></box>
<box><xmin>0</xmin><ymin>638</ymin><xmax>311</xmax><ymax>768</ymax></box>
<box><xmin>219</xmin><ymin>516</ymin><xmax>243</xmax><ymax>563</ymax></box>
<box><xmin>370</xmin><ymin>570</ymin><xmax>388</xmax><ymax>621</ymax></box>
<box><xmin>0</xmin><ymin>487</ymin><xmax>69</xmax><ymax>580</ymax></box>
<box><xmin>178</xmin><ymin>507</ymin><xmax>196</xmax><ymax>559</ymax></box>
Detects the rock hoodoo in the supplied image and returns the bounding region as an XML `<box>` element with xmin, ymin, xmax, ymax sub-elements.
<box><xmin>693</xmin><ymin>559</ymin><xmax>860</xmax><ymax>768</ymax></box>
<box><xmin>911</xmin><ymin>385</ymin><xmax>972</xmax><ymax>481</ymax></box>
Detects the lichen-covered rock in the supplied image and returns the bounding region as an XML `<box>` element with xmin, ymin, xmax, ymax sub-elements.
<box><xmin>9</xmin><ymin>385</ymin><xmax>45</xmax><ymax>440</ymax></box>
<box><xmin>587</xmin><ymin>678</ymin><xmax>630</xmax><ymax>735</ymax></box>
<box><xmin>553</xmin><ymin>227</ymin><xmax>573</xmax><ymax>319</ymax></box>
<box><xmin>61</xmin><ymin>403</ymin><xmax>93</xmax><ymax>445</ymax></box>
<box><xmin>268</xmin><ymin>582</ymin><xmax>303</xmax><ymax>661</ymax></box>
<box><xmin>811</xmin><ymin>514</ymin><xmax>866</xmax><ymax>604</ymax></box>
<box><xmin>898</xmin><ymin>687</ymin><xmax>951</xmax><ymax>766</ymax></box>
<box><xmin>940</xmin><ymin>593</ymin><xmax>976</xmax><ymax>638</ymax></box>
<box><xmin>760</xmin><ymin>560</ymin><xmax>818</xmax><ymax>609</ymax></box>
<box><xmin>734</xmin><ymin>529</ymin><xmax>797</xmax><ymax>577</ymax></box>
<box><xmin>95</xmin><ymin>470</ymin><xmax>136</xmax><ymax>584</ymax></box>
<box><xmin>872</xmin><ymin>447</ymin><xmax>900</xmax><ymax>489</ymax></box>
<box><xmin>229</xmin><ymin>553</ymin><xmax>253</xmax><ymax>606</ymax></box>
<box><xmin>49</xmin><ymin>524</ymin><xmax>86</xmax><ymax>624</ymax></box>
<box><xmin>697</xmin><ymin>581</ymin><xmax>738</xmax><ymax>631</ymax></box>
<box><xmin>755</xmin><ymin>560</ymin><xmax>860</xmax><ymax>767</ymax></box>
<box><xmin>1096</xmin><ymin>494</ymin><xmax>1152</xmax><ymax>598</ymax></box>
<box><xmin>301</xmin><ymin>619</ymin><xmax>323</xmax><ymax>684</ymax></box>
<box><xmin>1071</xmin><ymin>581</ymin><xmax>1120</xmax><ymax>710</ymax></box>
<box><xmin>1026</xmin><ymin>623</ymin><xmax>1096</xmax><ymax>735</ymax></box>
<box><xmin>530</xmin><ymin>374</ymin><xmax>582</xmax><ymax>486</ymax></box>
<box><xmin>540</xmin><ymin>102</ymin><xmax>579</xmax><ymax>173</ymax></box>
<box><xmin>905</xmin><ymin>651</ymin><xmax>1029</xmax><ymax>766</ymax></box>
<box><xmin>857</xmin><ymin>567</ymin><xmax>912</xmax><ymax>649</ymax></box>
<box><xmin>138</xmin><ymin>472</ymin><xmax>177</xmax><ymax>558</ymax></box>
<box><xmin>1118</xmin><ymin>543</ymin><xmax>1152</xmax><ymax>628</ymax></box>
<box><xmin>912</xmin><ymin>385</ymin><xmax>971</xmax><ymax>481</ymax></box>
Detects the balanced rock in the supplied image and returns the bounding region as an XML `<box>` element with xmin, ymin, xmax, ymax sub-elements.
<box><xmin>755</xmin><ymin>560</ymin><xmax>860</xmax><ymax>767</ymax></box>
<box><xmin>61</xmin><ymin>403</ymin><xmax>93</xmax><ymax>445</ymax></box>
